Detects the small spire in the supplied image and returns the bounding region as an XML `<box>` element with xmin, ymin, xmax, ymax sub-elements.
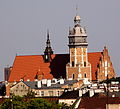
<box><xmin>47</xmin><ymin>29</ymin><xmax>49</xmax><ymax>40</ymax></box>
<box><xmin>44</xmin><ymin>30</ymin><xmax>53</xmax><ymax>62</ymax></box>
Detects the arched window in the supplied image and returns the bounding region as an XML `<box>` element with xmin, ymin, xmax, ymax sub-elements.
<box><xmin>84</xmin><ymin>62</ymin><xmax>86</xmax><ymax>67</ymax></box>
<box><xmin>72</xmin><ymin>61</ymin><xmax>74</xmax><ymax>67</ymax></box>
<box><xmin>72</xmin><ymin>74</ymin><xmax>75</xmax><ymax>80</ymax></box>
<box><xmin>84</xmin><ymin>73</ymin><xmax>87</xmax><ymax>78</ymax></box>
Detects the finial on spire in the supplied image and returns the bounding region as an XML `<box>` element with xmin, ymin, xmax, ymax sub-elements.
<box><xmin>76</xmin><ymin>4</ymin><xmax>78</xmax><ymax>15</ymax></box>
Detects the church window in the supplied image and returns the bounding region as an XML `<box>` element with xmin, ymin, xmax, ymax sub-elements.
<box><xmin>84</xmin><ymin>62</ymin><xmax>86</xmax><ymax>67</ymax></box>
<box><xmin>72</xmin><ymin>61</ymin><xmax>74</xmax><ymax>67</ymax></box>
<box><xmin>72</xmin><ymin>74</ymin><xmax>75</xmax><ymax>80</ymax></box>
<box><xmin>84</xmin><ymin>73</ymin><xmax>87</xmax><ymax>78</ymax></box>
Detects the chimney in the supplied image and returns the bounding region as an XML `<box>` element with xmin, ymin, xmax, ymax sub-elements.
<box><xmin>60</xmin><ymin>79</ymin><xmax>64</xmax><ymax>84</ymax></box>
<box><xmin>42</xmin><ymin>79</ymin><xmax>47</xmax><ymax>84</ymax></box>
<box><xmin>79</xmin><ymin>90</ymin><xmax>82</xmax><ymax>97</ymax></box>
<box><xmin>52</xmin><ymin>78</ymin><xmax>57</xmax><ymax>84</ymax></box>
<box><xmin>37</xmin><ymin>81</ymin><xmax>41</xmax><ymax>88</ymax></box>
<box><xmin>89</xmin><ymin>89</ymin><xmax>94</xmax><ymax>97</ymax></box>
<box><xmin>47</xmin><ymin>80</ymin><xmax>51</xmax><ymax>87</ymax></box>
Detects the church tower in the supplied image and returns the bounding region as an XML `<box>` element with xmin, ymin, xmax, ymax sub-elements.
<box><xmin>66</xmin><ymin>15</ymin><xmax>91</xmax><ymax>80</ymax></box>
<box><xmin>44</xmin><ymin>31</ymin><xmax>53</xmax><ymax>62</ymax></box>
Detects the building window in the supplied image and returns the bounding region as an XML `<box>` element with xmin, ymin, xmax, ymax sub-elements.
<box><xmin>84</xmin><ymin>73</ymin><xmax>87</xmax><ymax>78</ymax></box>
<box><xmin>41</xmin><ymin>91</ymin><xmax>44</xmax><ymax>96</ymax></box>
<box><xmin>84</xmin><ymin>62</ymin><xmax>86</xmax><ymax>67</ymax></box>
<box><xmin>72</xmin><ymin>61</ymin><xmax>74</xmax><ymax>67</ymax></box>
<box><xmin>57</xmin><ymin>91</ymin><xmax>60</xmax><ymax>96</ymax></box>
<box><xmin>72</xmin><ymin>74</ymin><xmax>75</xmax><ymax>80</ymax></box>
<box><xmin>49</xmin><ymin>91</ymin><xmax>53</xmax><ymax>96</ymax></box>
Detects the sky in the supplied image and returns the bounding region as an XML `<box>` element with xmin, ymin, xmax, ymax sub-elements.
<box><xmin>0</xmin><ymin>0</ymin><xmax>120</xmax><ymax>81</ymax></box>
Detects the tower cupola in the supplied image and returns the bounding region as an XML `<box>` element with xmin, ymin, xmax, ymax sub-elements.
<box><xmin>44</xmin><ymin>30</ymin><xmax>53</xmax><ymax>62</ymax></box>
<box><xmin>68</xmin><ymin>15</ymin><xmax>88</xmax><ymax>48</ymax></box>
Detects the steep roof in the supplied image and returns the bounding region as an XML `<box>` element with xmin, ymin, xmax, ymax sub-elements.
<box><xmin>8</xmin><ymin>52</ymin><xmax>102</xmax><ymax>82</ymax></box>
<box><xmin>8</xmin><ymin>54</ymin><xmax>69</xmax><ymax>82</ymax></box>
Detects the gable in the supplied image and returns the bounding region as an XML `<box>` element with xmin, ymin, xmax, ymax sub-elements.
<box><xmin>10</xmin><ymin>81</ymin><xmax>29</xmax><ymax>90</ymax></box>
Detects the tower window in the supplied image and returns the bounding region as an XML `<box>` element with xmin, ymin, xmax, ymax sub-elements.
<box><xmin>84</xmin><ymin>73</ymin><xmax>87</xmax><ymax>78</ymax></box>
<box><xmin>72</xmin><ymin>74</ymin><xmax>75</xmax><ymax>80</ymax></box>
<box><xmin>72</xmin><ymin>61</ymin><xmax>74</xmax><ymax>67</ymax></box>
<box><xmin>84</xmin><ymin>62</ymin><xmax>86</xmax><ymax>67</ymax></box>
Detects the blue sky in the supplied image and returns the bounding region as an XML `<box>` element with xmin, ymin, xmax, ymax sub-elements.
<box><xmin>0</xmin><ymin>0</ymin><xmax>120</xmax><ymax>80</ymax></box>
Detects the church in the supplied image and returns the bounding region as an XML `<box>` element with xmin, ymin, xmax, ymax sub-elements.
<box><xmin>6</xmin><ymin>14</ymin><xmax>115</xmax><ymax>82</ymax></box>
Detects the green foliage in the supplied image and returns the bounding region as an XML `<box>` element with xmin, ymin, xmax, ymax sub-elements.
<box><xmin>0</xmin><ymin>99</ymin><xmax>11</xmax><ymax>109</ymax></box>
<box><xmin>26</xmin><ymin>98</ymin><xmax>51</xmax><ymax>109</ymax></box>
<box><xmin>0</xmin><ymin>96</ymin><xmax>70</xmax><ymax>109</ymax></box>
<box><xmin>24</xmin><ymin>91</ymin><xmax>35</xmax><ymax>98</ymax></box>
<box><xmin>58</xmin><ymin>102</ymin><xmax>70</xmax><ymax>109</ymax></box>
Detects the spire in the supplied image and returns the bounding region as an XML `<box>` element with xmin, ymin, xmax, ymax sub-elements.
<box><xmin>46</xmin><ymin>29</ymin><xmax>51</xmax><ymax>48</ymax></box>
<box><xmin>44</xmin><ymin>30</ymin><xmax>53</xmax><ymax>62</ymax></box>
<box><xmin>74</xmin><ymin>5</ymin><xmax>81</xmax><ymax>26</ymax></box>
<box><xmin>76</xmin><ymin>4</ymin><xmax>78</xmax><ymax>16</ymax></box>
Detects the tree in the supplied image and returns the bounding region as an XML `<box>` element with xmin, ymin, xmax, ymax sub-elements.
<box><xmin>0</xmin><ymin>96</ymin><xmax>70</xmax><ymax>109</ymax></box>
<box><xmin>0</xmin><ymin>96</ymin><xmax>26</xmax><ymax>109</ymax></box>
<box><xmin>24</xmin><ymin>91</ymin><xmax>35</xmax><ymax>98</ymax></box>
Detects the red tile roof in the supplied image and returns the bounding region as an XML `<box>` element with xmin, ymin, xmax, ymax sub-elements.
<box><xmin>8</xmin><ymin>54</ymin><xmax>69</xmax><ymax>82</ymax></box>
<box><xmin>8</xmin><ymin>52</ymin><xmax>102</xmax><ymax>82</ymax></box>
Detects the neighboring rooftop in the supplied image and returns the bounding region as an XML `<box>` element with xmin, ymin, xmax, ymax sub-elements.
<box><xmin>23</xmin><ymin>80</ymin><xmax>78</xmax><ymax>89</ymax></box>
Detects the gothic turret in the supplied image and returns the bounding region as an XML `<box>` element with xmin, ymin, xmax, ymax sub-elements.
<box><xmin>44</xmin><ymin>31</ymin><xmax>53</xmax><ymax>62</ymax></box>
